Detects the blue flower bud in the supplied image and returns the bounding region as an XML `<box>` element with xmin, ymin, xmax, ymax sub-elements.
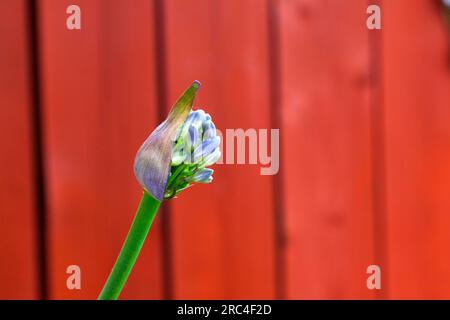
<box><xmin>187</xmin><ymin>168</ymin><xmax>214</xmax><ymax>183</ymax></box>
<box><xmin>134</xmin><ymin>81</ymin><xmax>220</xmax><ymax>201</ymax></box>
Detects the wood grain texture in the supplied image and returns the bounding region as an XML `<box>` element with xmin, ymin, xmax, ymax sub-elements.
<box><xmin>0</xmin><ymin>0</ymin><xmax>38</xmax><ymax>299</ymax></box>
<box><xmin>382</xmin><ymin>0</ymin><xmax>450</xmax><ymax>298</ymax></box>
<box><xmin>278</xmin><ymin>0</ymin><xmax>377</xmax><ymax>298</ymax></box>
<box><xmin>163</xmin><ymin>0</ymin><xmax>277</xmax><ymax>299</ymax></box>
<box><xmin>38</xmin><ymin>0</ymin><xmax>163</xmax><ymax>299</ymax></box>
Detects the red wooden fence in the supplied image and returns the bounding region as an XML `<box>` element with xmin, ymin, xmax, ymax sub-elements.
<box><xmin>383</xmin><ymin>0</ymin><xmax>450</xmax><ymax>298</ymax></box>
<box><xmin>0</xmin><ymin>0</ymin><xmax>38</xmax><ymax>299</ymax></box>
<box><xmin>0</xmin><ymin>0</ymin><xmax>450</xmax><ymax>299</ymax></box>
<box><xmin>279</xmin><ymin>0</ymin><xmax>377</xmax><ymax>299</ymax></box>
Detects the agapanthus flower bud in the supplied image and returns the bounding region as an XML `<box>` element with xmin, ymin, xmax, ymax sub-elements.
<box><xmin>134</xmin><ymin>81</ymin><xmax>220</xmax><ymax>201</ymax></box>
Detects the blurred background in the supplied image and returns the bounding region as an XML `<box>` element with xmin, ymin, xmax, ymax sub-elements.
<box><xmin>1</xmin><ymin>0</ymin><xmax>450</xmax><ymax>299</ymax></box>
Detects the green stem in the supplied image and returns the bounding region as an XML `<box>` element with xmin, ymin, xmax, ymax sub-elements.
<box><xmin>98</xmin><ymin>191</ymin><xmax>161</xmax><ymax>300</ymax></box>
<box><xmin>166</xmin><ymin>163</ymin><xmax>187</xmax><ymax>189</ymax></box>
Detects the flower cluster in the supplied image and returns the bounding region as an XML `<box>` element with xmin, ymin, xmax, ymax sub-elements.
<box><xmin>164</xmin><ymin>110</ymin><xmax>221</xmax><ymax>199</ymax></box>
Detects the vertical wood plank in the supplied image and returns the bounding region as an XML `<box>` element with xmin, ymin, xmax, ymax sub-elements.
<box><xmin>383</xmin><ymin>0</ymin><xmax>450</xmax><ymax>298</ymax></box>
<box><xmin>278</xmin><ymin>0</ymin><xmax>376</xmax><ymax>298</ymax></box>
<box><xmin>38</xmin><ymin>0</ymin><xmax>163</xmax><ymax>299</ymax></box>
<box><xmin>163</xmin><ymin>0</ymin><xmax>276</xmax><ymax>299</ymax></box>
<box><xmin>0</xmin><ymin>0</ymin><xmax>38</xmax><ymax>299</ymax></box>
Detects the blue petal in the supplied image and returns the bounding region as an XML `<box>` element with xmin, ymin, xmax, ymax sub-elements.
<box><xmin>203</xmin><ymin>148</ymin><xmax>221</xmax><ymax>166</ymax></box>
<box><xmin>189</xmin><ymin>168</ymin><xmax>214</xmax><ymax>183</ymax></box>
<box><xmin>193</xmin><ymin>136</ymin><xmax>220</xmax><ymax>161</ymax></box>
<box><xmin>178</xmin><ymin>111</ymin><xmax>198</xmax><ymax>140</ymax></box>
<box><xmin>188</xmin><ymin>125</ymin><xmax>200</xmax><ymax>149</ymax></box>
<box><xmin>202</xmin><ymin>121</ymin><xmax>216</xmax><ymax>141</ymax></box>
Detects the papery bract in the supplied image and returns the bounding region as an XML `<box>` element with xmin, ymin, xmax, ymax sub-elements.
<box><xmin>134</xmin><ymin>81</ymin><xmax>200</xmax><ymax>201</ymax></box>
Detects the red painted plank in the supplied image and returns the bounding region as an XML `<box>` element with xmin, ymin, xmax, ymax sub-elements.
<box><xmin>0</xmin><ymin>0</ymin><xmax>38</xmax><ymax>299</ymax></box>
<box><xmin>382</xmin><ymin>0</ymin><xmax>450</xmax><ymax>298</ymax></box>
<box><xmin>38</xmin><ymin>0</ymin><xmax>163</xmax><ymax>299</ymax></box>
<box><xmin>278</xmin><ymin>0</ymin><xmax>376</xmax><ymax>298</ymax></box>
<box><xmin>163</xmin><ymin>0</ymin><xmax>276</xmax><ymax>299</ymax></box>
